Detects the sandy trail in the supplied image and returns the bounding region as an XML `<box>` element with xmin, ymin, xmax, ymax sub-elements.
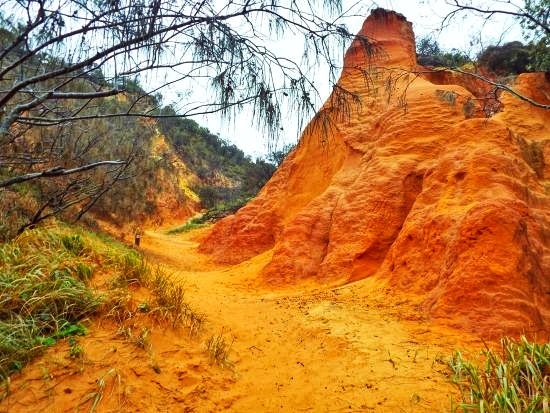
<box><xmin>0</xmin><ymin>226</ymin><xmax>483</xmax><ymax>412</ymax></box>
<box><xmin>137</xmin><ymin>227</ymin><xmax>482</xmax><ymax>412</ymax></box>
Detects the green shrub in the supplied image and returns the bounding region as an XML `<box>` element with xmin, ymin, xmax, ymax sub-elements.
<box><xmin>0</xmin><ymin>229</ymin><xmax>102</xmax><ymax>379</ymax></box>
<box><xmin>478</xmin><ymin>42</ymin><xmax>532</xmax><ymax>75</ymax></box>
<box><xmin>449</xmin><ymin>336</ymin><xmax>550</xmax><ymax>412</ymax></box>
<box><xmin>167</xmin><ymin>196</ymin><xmax>250</xmax><ymax>234</ymax></box>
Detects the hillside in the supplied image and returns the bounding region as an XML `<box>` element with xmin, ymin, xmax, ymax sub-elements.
<box><xmin>0</xmin><ymin>21</ymin><xmax>275</xmax><ymax>238</ymax></box>
<box><xmin>199</xmin><ymin>9</ymin><xmax>550</xmax><ymax>338</ymax></box>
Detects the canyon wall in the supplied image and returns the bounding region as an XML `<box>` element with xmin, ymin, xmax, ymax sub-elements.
<box><xmin>199</xmin><ymin>9</ymin><xmax>550</xmax><ymax>336</ymax></box>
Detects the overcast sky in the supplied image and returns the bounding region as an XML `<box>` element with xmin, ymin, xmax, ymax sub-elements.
<box><xmin>158</xmin><ymin>0</ymin><xmax>525</xmax><ymax>159</ymax></box>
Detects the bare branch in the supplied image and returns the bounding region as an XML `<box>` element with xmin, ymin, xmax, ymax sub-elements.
<box><xmin>452</xmin><ymin>68</ymin><xmax>550</xmax><ymax>110</ymax></box>
<box><xmin>0</xmin><ymin>160</ymin><xmax>126</xmax><ymax>188</ymax></box>
<box><xmin>446</xmin><ymin>0</ymin><xmax>550</xmax><ymax>35</ymax></box>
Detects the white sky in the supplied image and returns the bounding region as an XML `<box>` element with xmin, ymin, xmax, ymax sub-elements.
<box><xmin>157</xmin><ymin>0</ymin><xmax>525</xmax><ymax>159</ymax></box>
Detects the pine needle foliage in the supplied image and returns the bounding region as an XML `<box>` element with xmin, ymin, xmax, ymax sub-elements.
<box><xmin>0</xmin><ymin>0</ymin><xmax>377</xmax><ymax>233</ymax></box>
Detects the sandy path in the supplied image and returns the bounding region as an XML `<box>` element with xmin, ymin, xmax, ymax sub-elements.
<box><xmin>138</xmin><ymin>228</ymin><xmax>482</xmax><ymax>412</ymax></box>
<box><xmin>0</xmin><ymin>226</ymin><xmax>483</xmax><ymax>412</ymax></box>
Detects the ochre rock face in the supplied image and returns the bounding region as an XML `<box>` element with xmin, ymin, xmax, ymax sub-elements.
<box><xmin>199</xmin><ymin>9</ymin><xmax>550</xmax><ymax>336</ymax></box>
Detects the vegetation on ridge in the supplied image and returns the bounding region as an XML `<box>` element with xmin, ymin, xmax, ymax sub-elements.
<box><xmin>0</xmin><ymin>0</ymin><xmax>368</xmax><ymax>238</ymax></box>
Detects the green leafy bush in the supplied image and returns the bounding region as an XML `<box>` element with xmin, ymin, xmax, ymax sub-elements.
<box><xmin>478</xmin><ymin>42</ymin><xmax>532</xmax><ymax>75</ymax></box>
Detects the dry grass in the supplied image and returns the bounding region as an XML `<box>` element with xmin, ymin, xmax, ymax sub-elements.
<box><xmin>79</xmin><ymin>368</ymin><xmax>122</xmax><ymax>413</ymax></box>
<box><xmin>205</xmin><ymin>330</ymin><xmax>234</xmax><ymax>368</ymax></box>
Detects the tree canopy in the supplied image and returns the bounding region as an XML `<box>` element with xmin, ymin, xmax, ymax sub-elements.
<box><xmin>0</xmin><ymin>0</ymin><xmax>370</xmax><ymax>234</ymax></box>
<box><xmin>1</xmin><ymin>0</ymin><xmax>549</xmax><ymax>236</ymax></box>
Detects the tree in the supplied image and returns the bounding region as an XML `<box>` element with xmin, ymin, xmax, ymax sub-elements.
<box><xmin>436</xmin><ymin>0</ymin><xmax>550</xmax><ymax>109</ymax></box>
<box><xmin>0</xmin><ymin>0</ymin><xmax>374</xmax><ymax>235</ymax></box>
<box><xmin>416</xmin><ymin>35</ymin><xmax>471</xmax><ymax>67</ymax></box>
<box><xmin>268</xmin><ymin>143</ymin><xmax>296</xmax><ymax>166</ymax></box>
<box><xmin>477</xmin><ymin>41</ymin><xmax>532</xmax><ymax>74</ymax></box>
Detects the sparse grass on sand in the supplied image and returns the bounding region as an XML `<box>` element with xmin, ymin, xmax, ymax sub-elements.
<box><xmin>0</xmin><ymin>224</ymin><xmax>203</xmax><ymax>384</ymax></box>
<box><xmin>205</xmin><ymin>329</ymin><xmax>234</xmax><ymax>368</ymax></box>
<box><xmin>167</xmin><ymin>218</ymin><xmax>206</xmax><ymax>235</ymax></box>
<box><xmin>449</xmin><ymin>336</ymin><xmax>549</xmax><ymax>412</ymax></box>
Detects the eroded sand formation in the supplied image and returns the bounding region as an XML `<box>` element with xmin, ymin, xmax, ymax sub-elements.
<box><xmin>200</xmin><ymin>9</ymin><xmax>550</xmax><ymax>337</ymax></box>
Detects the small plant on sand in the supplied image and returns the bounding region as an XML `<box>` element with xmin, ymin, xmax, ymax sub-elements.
<box><xmin>80</xmin><ymin>368</ymin><xmax>122</xmax><ymax>413</ymax></box>
<box><xmin>149</xmin><ymin>268</ymin><xmax>205</xmax><ymax>334</ymax></box>
<box><xmin>205</xmin><ymin>330</ymin><xmax>234</xmax><ymax>368</ymax></box>
<box><xmin>68</xmin><ymin>337</ymin><xmax>84</xmax><ymax>359</ymax></box>
<box><xmin>134</xmin><ymin>327</ymin><xmax>151</xmax><ymax>351</ymax></box>
<box><xmin>449</xmin><ymin>336</ymin><xmax>549</xmax><ymax>412</ymax></box>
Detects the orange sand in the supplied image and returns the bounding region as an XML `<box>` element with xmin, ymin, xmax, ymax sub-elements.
<box><xmin>200</xmin><ymin>9</ymin><xmax>550</xmax><ymax>337</ymax></box>
<box><xmin>1</xmin><ymin>227</ymin><xmax>486</xmax><ymax>412</ymax></box>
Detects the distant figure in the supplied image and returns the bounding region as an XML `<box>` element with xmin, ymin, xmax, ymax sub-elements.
<box><xmin>134</xmin><ymin>227</ymin><xmax>142</xmax><ymax>247</ymax></box>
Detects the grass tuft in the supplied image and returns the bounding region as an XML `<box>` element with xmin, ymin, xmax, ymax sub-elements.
<box><xmin>205</xmin><ymin>330</ymin><xmax>234</xmax><ymax>368</ymax></box>
<box><xmin>0</xmin><ymin>228</ymin><xmax>102</xmax><ymax>380</ymax></box>
<box><xmin>449</xmin><ymin>336</ymin><xmax>549</xmax><ymax>412</ymax></box>
<box><xmin>0</xmin><ymin>224</ymin><xmax>204</xmax><ymax>389</ymax></box>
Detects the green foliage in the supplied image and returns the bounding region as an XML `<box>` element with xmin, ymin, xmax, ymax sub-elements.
<box><xmin>0</xmin><ymin>0</ymin><xmax>366</xmax><ymax>233</ymax></box>
<box><xmin>0</xmin><ymin>225</ymin><xmax>166</xmax><ymax>382</ymax></box>
<box><xmin>417</xmin><ymin>36</ymin><xmax>442</xmax><ymax>57</ymax></box>
<box><xmin>268</xmin><ymin>143</ymin><xmax>296</xmax><ymax>166</ymax></box>
<box><xmin>68</xmin><ymin>337</ymin><xmax>84</xmax><ymax>359</ymax></box>
<box><xmin>526</xmin><ymin>38</ymin><xmax>550</xmax><ymax>72</ymax></box>
<box><xmin>449</xmin><ymin>336</ymin><xmax>550</xmax><ymax>412</ymax></box>
<box><xmin>416</xmin><ymin>36</ymin><xmax>471</xmax><ymax>68</ymax></box>
<box><xmin>158</xmin><ymin>107</ymin><xmax>276</xmax><ymax>210</ymax></box>
<box><xmin>167</xmin><ymin>196</ymin><xmax>251</xmax><ymax>234</ymax></box>
<box><xmin>417</xmin><ymin>32</ymin><xmax>549</xmax><ymax>74</ymax></box>
<box><xmin>62</xmin><ymin>234</ymin><xmax>86</xmax><ymax>256</ymax></box>
<box><xmin>0</xmin><ymin>221</ymin><xmax>205</xmax><ymax>386</ymax></box>
<box><xmin>478</xmin><ymin>42</ymin><xmax>533</xmax><ymax>74</ymax></box>
<box><xmin>521</xmin><ymin>0</ymin><xmax>549</xmax><ymax>71</ymax></box>
<box><xmin>167</xmin><ymin>219</ymin><xmax>207</xmax><ymax>235</ymax></box>
<box><xmin>0</xmin><ymin>228</ymin><xmax>102</xmax><ymax>379</ymax></box>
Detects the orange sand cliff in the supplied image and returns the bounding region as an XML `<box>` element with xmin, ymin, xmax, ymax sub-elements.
<box><xmin>200</xmin><ymin>9</ymin><xmax>550</xmax><ymax>337</ymax></box>
<box><xmin>3</xmin><ymin>10</ymin><xmax>548</xmax><ymax>412</ymax></box>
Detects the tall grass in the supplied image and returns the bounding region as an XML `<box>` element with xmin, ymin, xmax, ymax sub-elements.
<box><xmin>0</xmin><ymin>224</ymin><xmax>204</xmax><ymax>392</ymax></box>
<box><xmin>0</xmin><ymin>228</ymin><xmax>102</xmax><ymax>379</ymax></box>
<box><xmin>449</xmin><ymin>336</ymin><xmax>550</xmax><ymax>412</ymax></box>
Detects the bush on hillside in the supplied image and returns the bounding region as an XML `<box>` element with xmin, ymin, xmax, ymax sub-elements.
<box><xmin>416</xmin><ymin>36</ymin><xmax>471</xmax><ymax>68</ymax></box>
<box><xmin>478</xmin><ymin>41</ymin><xmax>532</xmax><ymax>74</ymax></box>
